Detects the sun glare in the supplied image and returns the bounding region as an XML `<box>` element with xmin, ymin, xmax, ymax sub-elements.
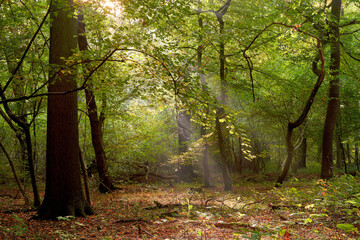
<box><xmin>100</xmin><ymin>0</ymin><xmax>122</xmax><ymax>16</ymax></box>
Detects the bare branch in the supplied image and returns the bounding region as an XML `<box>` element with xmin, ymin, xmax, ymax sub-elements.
<box><xmin>1</xmin><ymin>6</ymin><xmax>50</xmax><ymax>96</ymax></box>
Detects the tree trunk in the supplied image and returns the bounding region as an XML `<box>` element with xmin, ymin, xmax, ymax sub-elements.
<box><xmin>79</xmin><ymin>150</ymin><xmax>91</xmax><ymax>204</ymax></box>
<box><xmin>78</xmin><ymin>11</ymin><xmax>115</xmax><ymax>193</ymax></box>
<box><xmin>298</xmin><ymin>137</ymin><xmax>307</xmax><ymax>169</ymax></box>
<box><xmin>85</xmin><ymin>89</ymin><xmax>115</xmax><ymax>192</ymax></box>
<box><xmin>24</xmin><ymin>125</ymin><xmax>40</xmax><ymax>207</ymax></box>
<box><xmin>336</xmin><ymin>129</ymin><xmax>343</xmax><ymax>168</ymax></box>
<box><xmin>355</xmin><ymin>142</ymin><xmax>359</xmax><ymax>171</ymax></box>
<box><xmin>213</xmin><ymin>0</ymin><xmax>233</xmax><ymax>191</ymax></box>
<box><xmin>2</xmin><ymin>49</ymin><xmax>41</xmax><ymax>207</ymax></box>
<box><xmin>236</xmin><ymin>137</ymin><xmax>243</xmax><ymax>174</ymax></box>
<box><xmin>0</xmin><ymin>106</ymin><xmax>40</xmax><ymax>207</ymax></box>
<box><xmin>197</xmin><ymin>8</ymin><xmax>212</xmax><ymax>187</ymax></box>
<box><xmin>177</xmin><ymin>110</ymin><xmax>196</xmax><ymax>182</ymax></box>
<box><xmin>216</xmin><ymin>108</ymin><xmax>232</xmax><ymax>191</ymax></box>
<box><xmin>276</xmin><ymin>29</ymin><xmax>324</xmax><ymax>185</ymax></box>
<box><xmin>0</xmin><ymin>139</ymin><xmax>30</xmax><ymax>205</ymax></box>
<box><xmin>321</xmin><ymin>0</ymin><xmax>341</xmax><ymax>179</ymax></box>
<box><xmin>36</xmin><ymin>0</ymin><xmax>93</xmax><ymax>219</ymax></box>
<box><xmin>277</xmin><ymin>127</ymin><xmax>294</xmax><ymax>185</ymax></box>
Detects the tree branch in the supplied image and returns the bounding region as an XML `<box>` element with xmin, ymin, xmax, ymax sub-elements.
<box><xmin>1</xmin><ymin>6</ymin><xmax>50</xmax><ymax>96</ymax></box>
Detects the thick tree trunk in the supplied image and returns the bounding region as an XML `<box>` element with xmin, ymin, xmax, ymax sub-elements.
<box><xmin>78</xmin><ymin>11</ymin><xmax>115</xmax><ymax>193</ymax></box>
<box><xmin>321</xmin><ymin>0</ymin><xmax>341</xmax><ymax>179</ymax></box>
<box><xmin>36</xmin><ymin>0</ymin><xmax>93</xmax><ymax>219</ymax></box>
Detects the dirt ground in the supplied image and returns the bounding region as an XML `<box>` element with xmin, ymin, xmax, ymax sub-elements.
<box><xmin>1</xmin><ymin>182</ymin><xmax>359</xmax><ymax>239</ymax></box>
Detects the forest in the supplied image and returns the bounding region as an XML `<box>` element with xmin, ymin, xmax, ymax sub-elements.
<box><xmin>1</xmin><ymin>0</ymin><xmax>360</xmax><ymax>239</ymax></box>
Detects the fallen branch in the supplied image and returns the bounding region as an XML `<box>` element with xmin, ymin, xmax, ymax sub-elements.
<box><xmin>144</xmin><ymin>201</ymin><xmax>182</xmax><ymax>210</ymax></box>
<box><xmin>121</xmin><ymin>172</ymin><xmax>179</xmax><ymax>182</ymax></box>
<box><xmin>268</xmin><ymin>203</ymin><xmax>303</xmax><ymax>211</ymax></box>
<box><xmin>115</xmin><ymin>219</ymin><xmax>149</xmax><ymax>223</ymax></box>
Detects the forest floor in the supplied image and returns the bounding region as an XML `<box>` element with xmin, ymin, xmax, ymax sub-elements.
<box><xmin>1</xmin><ymin>175</ymin><xmax>360</xmax><ymax>239</ymax></box>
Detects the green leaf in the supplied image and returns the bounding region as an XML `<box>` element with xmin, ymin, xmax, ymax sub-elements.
<box><xmin>336</xmin><ymin>223</ymin><xmax>357</xmax><ymax>232</ymax></box>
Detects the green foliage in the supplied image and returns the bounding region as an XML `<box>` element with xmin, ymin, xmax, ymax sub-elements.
<box><xmin>0</xmin><ymin>214</ymin><xmax>27</xmax><ymax>237</ymax></box>
<box><xmin>272</xmin><ymin>174</ymin><xmax>360</xmax><ymax>233</ymax></box>
<box><xmin>56</xmin><ymin>215</ymin><xmax>75</xmax><ymax>221</ymax></box>
<box><xmin>336</xmin><ymin>223</ymin><xmax>358</xmax><ymax>233</ymax></box>
<box><xmin>0</xmin><ymin>0</ymin><xmax>359</xmax><ymax>193</ymax></box>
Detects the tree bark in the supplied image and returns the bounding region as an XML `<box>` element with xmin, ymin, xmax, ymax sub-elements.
<box><xmin>355</xmin><ymin>142</ymin><xmax>359</xmax><ymax>171</ymax></box>
<box><xmin>177</xmin><ymin>110</ymin><xmax>196</xmax><ymax>182</ymax></box>
<box><xmin>321</xmin><ymin>0</ymin><xmax>341</xmax><ymax>179</ymax></box>
<box><xmin>336</xmin><ymin>128</ymin><xmax>343</xmax><ymax>168</ymax></box>
<box><xmin>36</xmin><ymin>0</ymin><xmax>93</xmax><ymax>219</ymax></box>
<box><xmin>78</xmin><ymin>11</ymin><xmax>115</xmax><ymax>193</ymax></box>
<box><xmin>85</xmin><ymin>89</ymin><xmax>116</xmax><ymax>192</ymax></box>
<box><xmin>197</xmin><ymin>6</ymin><xmax>212</xmax><ymax>187</ymax></box>
<box><xmin>215</xmin><ymin>109</ymin><xmax>232</xmax><ymax>191</ymax></box>
<box><xmin>276</xmin><ymin>50</ymin><xmax>324</xmax><ymax>185</ymax></box>
<box><xmin>2</xmin><ymin>49</ymin><xmax>41</xmax><ymax>207</ymax></box>
<box><xmin>298</xmin><ymin>137</ymin><xmax>307</xmax><ymax>169</ymax></box>
<box><xmin>79</xmin><ymin>150</ymin><xmax>91</xmax><ymax>204</ymax></box>
<box><xmin>0</xmin><ymin>139</ymin><xmax>30</xmax><ymax>205</ymax></box>
<box><xmin>276</xmin><ymin>26</ymin><xmax>325</xmax><ymax>185</ymax></box>
<box><xmin>236</xmin><ymin>136</ymin><xmax>243</xmax><ymax>174</ymax></box>
<box><xmin>213</xmin><ymin>0</ymin><xmax>232</xmax><ymax>191</ymax></box>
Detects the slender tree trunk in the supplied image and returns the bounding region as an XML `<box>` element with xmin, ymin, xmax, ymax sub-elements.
<box><xmin>276</xmin><ymin>32</ymin><xmax>324</xmax><ymax>185</ymax></box>
<box><xmin>236</xmin><ymin>137</ymin><xmax>243</xmax><ymax>174</ymax></box>
<box><xmin>213</xmin><ymin>0</ymin><xmax>232</xmax><ymax>191</ymax></box>
<box><xmin>346</xmin><ymin>143</ymin><xmax>351</xmax><ymax>164</ymax></box>
<box><xmin>78</xmin><ymin>11</ymin><xmax>115</xmax><ymax>193</ymax></box>
<box><xmin>321</xmin><ymin>0</ymin><xmax>341</xmax><ymax>179</ymax></box>
<box><xmin>85</xmin><ymin>89</ymin><xmax>115</xmax><ymax>192</ymax></box>
<box><xmin>36</xmin><ymin>0</ymin><xmax>93</xmax><ymax>219</ymax></box>
<box><xmin>277</xmin><ymin>127</ymin><xmax>294</xmax><ymax>185</ymax></box>
<box><xmin>79</xmin><ymin>150</ymin><xmax>91</xmax><ymax>204</ymax></box>
<box><xmin>200</xmin><ymin>126</ymin><xmax>212</xmax><ymax>187</ymax></box>
<box><xmin>298</xmin><ymin>137</ymin><xmax>307</xmax><ymax>169</ymax></box>
<box><xmin>355</xmin><ymin>142</ymin><xmax>359</xmax><ymax>171</ymax></box>
<box><xmin>24</xmin><ymin>125</ymin><xmax>40</xmax><ymax>207</ymax></box>
<box><xmin>215</xmin><ymin>109</ymin><xmax>232</xmax><ymax>191</ymax></box>
<box><xmin>0</xmin><ymin>140</ymin><xmax>30</xmax><ymax>205</ymax></box>
<box><xmin>177</xmin><ymin>110</ymin><xmax>196</xmax><ymax>182</ymax></box>
<box><xmin>277</xmin><ymin>70</ymin><xmax>324</xmax><ymax>184</ymax></box>
<box><xmin>2</xmin><ymin>50</ymin><xmax>41</xmax><ymax>207</ymax></box>
<box><xmin>0</xmin><ymin>107</ymin><xmax>40</xmax><ymax>207</ymax></box>
<box><xmin>336</xmin><ymin>130</ymin><xmax>343</xmax><ymax>168</ymax></box>
<box><xmin>197</xmin><ymin>7</ymin><xmax>212</xmax><ymax>187</ymax></box>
